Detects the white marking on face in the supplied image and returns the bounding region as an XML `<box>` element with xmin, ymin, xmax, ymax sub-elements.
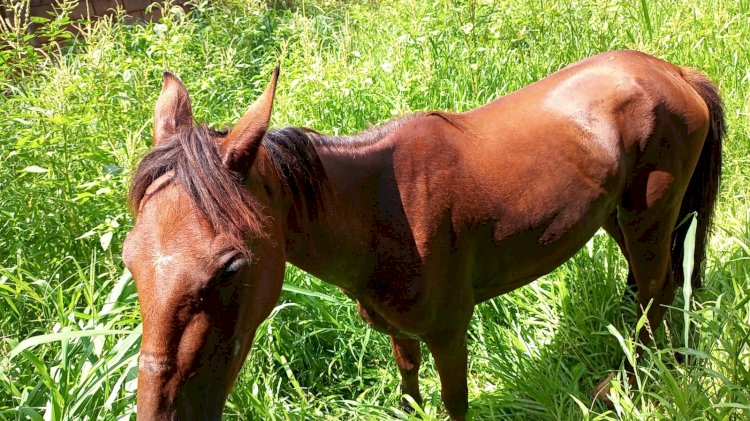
<box><xmin>154</xmin><ymin>252</ymin><xmax>175</xmax><ymax>272</ymax></box>
<box><xmin>233</xmin><ymin>339</ymin><xmax>241</xmax><ymax>356</ymax></box>
<box><xmin>153</xmin><ymin>251</ymin><xmax>178</xmax><ymax>300</ymax></box>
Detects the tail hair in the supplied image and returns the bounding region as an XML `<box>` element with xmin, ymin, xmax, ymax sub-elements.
<box><xmin>672</xmin><ymin>68</ymin><xmax>725</xmax><ymax>288</ymax></box>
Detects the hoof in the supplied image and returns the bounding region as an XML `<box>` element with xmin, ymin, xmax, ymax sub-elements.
<box><xmin>590</xmin><ymin>373</ymin><xmax>616</xmax><ymax>408</ymax></box>
<box><xmin>400</xmin><ymin>394</ymin><xmax>422</xmax><ymax>413</ymax></box>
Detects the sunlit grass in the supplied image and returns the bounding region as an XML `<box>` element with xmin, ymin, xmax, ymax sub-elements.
<box><xmin>1</xmin><ymin>0</ymin><xmax>748</xmax><ymax>419</ymax></box>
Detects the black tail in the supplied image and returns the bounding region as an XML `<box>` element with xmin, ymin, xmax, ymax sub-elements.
<box><xmin>672</xmin><ymin>68</ymin><xmax>725</xmax><ymax>289</ymax></box>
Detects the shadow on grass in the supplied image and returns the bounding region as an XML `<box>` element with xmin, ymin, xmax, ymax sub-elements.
<box><xmin>464</xmin><ymin>237</ymin><xmax>640</xmax><ymax>420</ymax></box>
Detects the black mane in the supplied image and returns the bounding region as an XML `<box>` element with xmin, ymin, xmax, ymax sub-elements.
<box><xmin>261</xmin><ymin>115</ymin><xmax>421</xmax><ymax>224</ymax></box>
<box><xmin>262</xmin><ymin>127</ymin><xmax>330</xmax><ymax>225</ymax></box>
<box><xmin>128</xmin><ymin>125</ymin><xmax>268</xmax><ymax>257</ymax></box>
<box><xmin>128</xmin><ymin>116</ymin><xmax>417</xmax><ymax>253</ymax></box>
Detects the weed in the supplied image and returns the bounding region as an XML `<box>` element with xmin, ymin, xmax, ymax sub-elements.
<box><xmin>1</xmin><ymin>0</ymin><xmax>748</xmax><ymax>419</ymax></box>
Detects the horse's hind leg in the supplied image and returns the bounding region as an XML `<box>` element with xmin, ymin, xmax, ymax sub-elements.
<box><xmin>594</xmin><ymin>173</ymin><xmax>684</xmax><ymax>402</ymax></box>
<box><xmin>619</xmin><ymin>206</ymin><xmax>682</xmax><ymax>344</ymax></box>
<box><xmin>390</xmin><ymin>336</ymin><xmax>423</xmax><ymax>409</ymax></box>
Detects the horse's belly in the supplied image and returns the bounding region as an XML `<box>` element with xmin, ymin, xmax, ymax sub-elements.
<box><xmin>467</xmin><ymin>192</ymin><xmax>614</xmax><ymax>302</ymax></box>
<box><xmin>453</xmin><ymin>137</ymin><xmax>625</xmax><ymax>301</ymax></box>
<box><xmin>473</xmin><ymin>235</ymin><xmax>594</xmax><ymax>302</ymax></box>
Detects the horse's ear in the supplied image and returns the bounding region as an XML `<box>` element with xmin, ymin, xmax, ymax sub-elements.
<box><xmin>221</xmin><ymin>65</ymin><xmax>280</xmax><ymax>174</ymax></box>
<box><xmin>153</xmin><ymin>72</ymin><xmax>193</xmax><ymax>147</ymax></box>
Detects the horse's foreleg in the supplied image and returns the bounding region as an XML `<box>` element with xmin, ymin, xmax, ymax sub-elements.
<box><xmin>390</xmin><ymin>336</ymin><xmax>422</xmax><ymax>410</ymax></box>
<box><xmin>602</xmin><ymin>211</ymin><xmax>637</xmax><ymax>302</ymax></box>
<box><xmin>424</xmin><ymin>327</ymin><xmax>470</xmax><ymax>421</ymax></box>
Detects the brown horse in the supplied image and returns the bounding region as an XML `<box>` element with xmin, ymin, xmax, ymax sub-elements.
<box><xmin>122</xmin><ymin>50</ymin><xmax>723</xmax><ymax>420</ymax></box>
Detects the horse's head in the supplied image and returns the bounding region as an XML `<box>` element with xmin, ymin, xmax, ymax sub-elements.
<box><xmin>122</xmin><ymin>69</ymin><xmax>285</xmax><ymax>420</ymax></box>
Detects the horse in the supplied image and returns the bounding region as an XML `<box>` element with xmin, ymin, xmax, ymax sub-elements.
<box><xmin>122</xmin><ymin>50</ymin><xmax>723</xmax><ymax>420</ymax></box>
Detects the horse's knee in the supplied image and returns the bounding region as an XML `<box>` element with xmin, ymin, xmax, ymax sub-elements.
<box><xmin>394</xmin><ymin>349</ymin><xmax>420</xmax><ymax>376</ymax></box>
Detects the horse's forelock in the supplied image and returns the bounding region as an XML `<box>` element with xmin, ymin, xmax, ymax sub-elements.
<box><xmin>128</xmin><ymin>125</ymin><xmax>268</xmax><ymax>259</ymax></box>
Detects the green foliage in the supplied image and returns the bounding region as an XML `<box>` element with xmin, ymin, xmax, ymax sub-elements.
<box><xmin>1</xmin><ymin>0</ymin><xmax>749</xmax><ymax>419</ymax></box>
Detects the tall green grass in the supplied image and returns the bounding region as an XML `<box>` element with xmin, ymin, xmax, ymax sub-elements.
<box><xmin>1</xmin><ymin>0</ymin><xmax>748</xmax><ymax>419</ymax></box>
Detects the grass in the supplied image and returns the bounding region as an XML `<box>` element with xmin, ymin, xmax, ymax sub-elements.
<box><xmin>1</xmin><ymin>0</ymin><xmax>749</xmax><ymax>419</ymax></box>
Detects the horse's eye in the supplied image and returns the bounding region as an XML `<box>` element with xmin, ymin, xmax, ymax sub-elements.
<box><xmin>217</xmin><ymin>259</ymin><xmax>245</xmax><ymax>284</ymax></box>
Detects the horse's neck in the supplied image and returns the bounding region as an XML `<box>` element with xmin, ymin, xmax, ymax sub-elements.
<box><xmin>281</xmin><ymin>138</ymin><xmax>395</xmax><ymax>290</ymax></box>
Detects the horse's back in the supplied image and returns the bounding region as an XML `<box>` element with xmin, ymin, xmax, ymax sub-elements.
<box><xmin>465</xmin><ymin>50</ymin><xmax>706</xmax><ymax>153</ymax></box>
